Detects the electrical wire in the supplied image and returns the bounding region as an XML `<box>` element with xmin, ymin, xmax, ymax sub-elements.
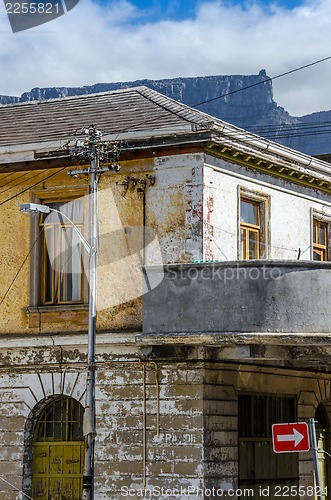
<box><xmin>0</xmin><ymin>56</ymin><xmax>329</xmax><ymax>305</ymax></box>
<box><xmin>244</xmin><ymin>120</ymin><xmax>331</xmax><ymax>142</ymax></box>
<box><xmin>0</xmin><ymin>476</ymin><xmax>34</xmax><ymax>500</ymax></box>
<box><xmin>247</xmin><ymin>120</ymin><xmax>331</xmax><ymax>133</ymax></box>
<box><xmin>58</xmin><ymin>55</ymin><xmax>331</xmax><ymax>145</ymax></box>
<box><xmin>201</xmin><ymin>216</ymin><xmax>311</xmax><ymax>258</ymax></box>
<box><xmin>192</xmin><ymin>56</ymin><xmax>331</xmax><ymax>108</ymax></box>
<box><xmin>0</xmin><ymin>169</ymin><xmax>48</xmax><ymax>197</ymax></box>
<box><xmin>0</xmin><ymin>171</ymin><xmax>15</xmax><ymax>187</ymax></box>
<box><xmin>0</xmin><ymin>164</ymin><xmax>70</xmax><ymax>208</ymax></box>
<box><xmin>0</xmin><ymin>227</ymin><xmax>42</xmax><ymax>308</ymax></box>
<box><xmin>0</xmin><ymin>55</ymin><xmax>330</xmax><ymax>184</ymax></box>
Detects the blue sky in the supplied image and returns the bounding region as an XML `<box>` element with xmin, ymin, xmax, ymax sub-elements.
<box><xmin>112</xmin><ymin>0</ymin><xmax>305</xmax><ymax>21</ymax></box>
<box><xmin>1</xmin><ymin>0</ymin><xmax>331</xmax><ymax>116</ymax></box>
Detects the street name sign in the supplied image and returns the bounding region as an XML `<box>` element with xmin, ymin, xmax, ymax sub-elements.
<box><xmin>272</xmin><ymin>422</ymin><xmax>310</xmax><ymax>453</ymax></box>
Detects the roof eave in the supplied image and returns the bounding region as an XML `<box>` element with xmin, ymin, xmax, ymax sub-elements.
<box><xmin>0</xmin><ymin>128</ymin><xmax>213</xmax><ymax>173</ymax></box>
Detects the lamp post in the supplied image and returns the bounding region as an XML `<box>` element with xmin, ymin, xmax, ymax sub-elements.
<box><xmin>20</xmin><ymin>125</ymin><xmax>120</xmax><ymax>500</ymax></box>
<box><xmin>20</xmin><ymin>200</ymin><xmax>96</xmax><ymax>497</ymax></box>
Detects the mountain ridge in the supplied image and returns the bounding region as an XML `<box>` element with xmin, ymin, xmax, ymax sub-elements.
<box><xmin>1</xmin><ymin>72</ymin><xmax>329</xmax><ymax>156</ymax></box>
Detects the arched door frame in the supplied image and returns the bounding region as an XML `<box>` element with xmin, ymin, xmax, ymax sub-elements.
<box><xmin>23</xmin><ymin>396</ymin><xmax>84</xmax><ymax>500</ymax></box>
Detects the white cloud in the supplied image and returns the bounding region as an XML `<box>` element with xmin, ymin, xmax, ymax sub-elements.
<box><xmin>0</xmin><ymin>0</ymin><xmax>331</xmax><ymax>115</ymax></box>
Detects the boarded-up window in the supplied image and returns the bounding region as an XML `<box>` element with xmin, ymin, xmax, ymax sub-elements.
<box><xmin>239</xmin><ymin>394</ymin><xmax>298</xmax><ymax>498</ymax></box>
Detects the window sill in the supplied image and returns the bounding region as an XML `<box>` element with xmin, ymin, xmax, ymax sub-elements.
<box><xmin>23</xmin><ymin>304</ymin><xmax>89</xmax><ymax>329</ymax></box>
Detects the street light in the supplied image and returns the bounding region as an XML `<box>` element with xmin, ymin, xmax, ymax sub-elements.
<box><xmin>20</xmin><ymin>125</ymin><xmax>120</xmax><ymax>500</ymax></box>
<box><xmin>20</xmin><ymin>203</ymin><xmax>91</xmax><ymax>254</ymax></box>
<box><xmin>20</xmin><ymin>200</ymin><xmax>98</xmax><ymax>499</ymax></box>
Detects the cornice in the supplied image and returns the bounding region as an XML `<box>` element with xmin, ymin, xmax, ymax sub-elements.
<box><xmin>205</xmin><ymin>142</ymin><xmax>331</xmax><ymax>194</ymax></box>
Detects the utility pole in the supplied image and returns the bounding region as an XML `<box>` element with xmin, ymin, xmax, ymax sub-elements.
<box><xmin>66</xmin><ymin>126</ymin><xmax>120</xmax><ymax>500</ymax></box>
<box><xmin>309</xmin><ymin>418</ymin><xmax>323</xmax><ymax>500</ymax></box>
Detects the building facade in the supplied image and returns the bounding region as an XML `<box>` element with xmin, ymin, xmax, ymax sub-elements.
<box><xmin>0</xmin><ymin>88</ymin><xmax>331</xmax><ymax>499</ymax></box>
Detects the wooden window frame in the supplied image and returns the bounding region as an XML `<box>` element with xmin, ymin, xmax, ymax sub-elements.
<box><xmin>28</xmin><ymin>188</ymin><xmax>88</xmax><ymax>308</ymax></box>
<box><xmin>40</xmin><ymin>202</ymin><xmax>85</xmax><ymax>306</ymax></box>
<box><xmin>238</xmin><ymin>187</ymin><xmax>270</xmax><ymax>260</ymax></box>
<box><xmin>312</xmin><ymin>210</ymin><xmax>331</xmax><ymax>262</ymax></box>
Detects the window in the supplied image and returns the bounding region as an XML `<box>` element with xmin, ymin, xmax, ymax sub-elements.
<box><xmin>239</xmin><ymin>189</ymin><xmax>269</xmax><ymax>260</ymax></box>
<box><xmin>35</xmin><ymin>397</ymin><xmax>84</xmax><ymax>442</ymax></box>
<box><xmin>240</xmin><ymin>199</ymin><xmax>261</xmax><ymax>259</ymax></box>
<box><xmin>313</xmin><ymin>218</ymin><xmax>328</xmax><ymax>261</ymax></box>
<box><xmin>40</xmin><ymin>199</ymin><xmax>85</xmax><ymax>305</ymax></box>
<box><xmin>239</xmin><ymin>394</ymin><xmax>298</xmax><ymax>497</ymax></box>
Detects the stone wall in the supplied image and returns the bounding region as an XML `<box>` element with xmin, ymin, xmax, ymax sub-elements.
<box><xmin>0</xmin><ymin>338</ymin><xmax>328</xmax><ymax>499</ymax></box>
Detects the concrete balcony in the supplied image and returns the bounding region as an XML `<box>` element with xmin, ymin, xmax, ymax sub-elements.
<box><xmin>141</xmin><ymin>261</ymin><xmax>331</xmax><ymax>349</ymax></box>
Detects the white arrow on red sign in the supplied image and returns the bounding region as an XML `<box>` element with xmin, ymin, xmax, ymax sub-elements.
<box><xmin>272</xmin><ymin>422</ymin><xmax>310</xmax><ymax>453</ymax></box>
<box><xmin>276</xmin><ymin>428</ymin><xmax>305</xmax><ymax>447</ymax></box>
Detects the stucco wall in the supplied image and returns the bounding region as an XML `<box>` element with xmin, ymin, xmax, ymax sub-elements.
<box><xmin>143</xmin><ymin>261</ymin><xmax>331</xmax><ymax>334</ymax></box>
<box><xmin>204</xmin><ymin>155</ymin><xmax>331</xmax><ymax>261</ymax></box>
<box><xmin>0</xmin><ymin>153</ymin><xmax>203</xmax><ymax>335</ymax></box>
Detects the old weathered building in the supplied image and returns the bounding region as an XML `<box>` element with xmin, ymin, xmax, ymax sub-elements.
<box><xmin>0</xmin><ymin>87</ymin><xmax>331</xmax><ymax>499</ymax></box>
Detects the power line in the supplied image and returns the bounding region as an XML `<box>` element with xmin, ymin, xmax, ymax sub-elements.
<box><xmin>0</xmin><ymin>57</ymin><xmax>330</xmax><ymax>211</ymax></box>
<box><xmin>0</xmin><ymin>228</ymin><xmax>42</xmax><ymax>308</ymax></box>
<box><xmin>0</xmin><ymin>169</ymin><xmax>46</xmax><ymax>197</ymax></box>
<box><xmin>247</xmin><ymin>120</ymin><xmax>331</xmax><ymax>133</ymax></box>
<box><xmin>201</xmin><ymin>217</ymin><xmax>311</xmax><ymax>258</ymax></box>
<box><xmin>192</xmin><ymin>56</ymin><xmax>331</xmax><ymax>108</ymax></box>
<box><xmin>0</xmin><ymin>171</ymin><xmax>15</xmax><ymax>187</ymax></box>
<box><xmin>0</xmin><ymin>56</ymin><xmax>330</xmax><ymax>176</ymax></box>
<box><xmin>0</xmin><ymin>165</ymin><xmax>69</xmax><ymax>208</ymax></box>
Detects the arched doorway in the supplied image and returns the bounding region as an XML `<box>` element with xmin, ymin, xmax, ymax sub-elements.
<box><xmin>315</xmin><ymin>404</ymin><xmax>330</xmax><ymax>500</ymax></box>
<box><xmin>32</xmin><ymin>396</ymin><xmax>85</xmax><ymax>500</ymax></box>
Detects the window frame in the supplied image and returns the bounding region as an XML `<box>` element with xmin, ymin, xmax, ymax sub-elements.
<box><xmin>40</xmin><ymin>201</ymin><xmax>85</xmax><ymax>305</ymax></box>
<box><xmin>311</xmin><ymin>209</ymin><xmax>331</xmax><ymax>262</ymax></box>
<box><xmin>238</xmin><ymin>187</ymin><xmax>270</xmax><ymax>260</ymax></box>
<box><xmin>28</xmin><ymin>188</ymin><xmax>88</xmax><ymax>308</ymax></box>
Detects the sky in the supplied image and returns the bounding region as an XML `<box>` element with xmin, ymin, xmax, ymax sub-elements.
<box><xmin>0</xmin><ymin>0</ymin><xmax>331</xmax><ymax>116</ymax></box>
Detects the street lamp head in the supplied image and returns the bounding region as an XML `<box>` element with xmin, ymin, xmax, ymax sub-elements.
<box><xmin>20</xmin><ymin>203</ymin><xmax>51</xmax><ymax>214</ymax></box>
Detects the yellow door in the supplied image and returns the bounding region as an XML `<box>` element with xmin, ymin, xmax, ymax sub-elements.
<box><xmin>32</xmin><ymin>397</ymin><xmax>84</xmax><ymax>500</ymax></box>
<box><xmin>32</xmin><ymin>442</ymin><xmax>84</xmax><ymax>499</ymax></box>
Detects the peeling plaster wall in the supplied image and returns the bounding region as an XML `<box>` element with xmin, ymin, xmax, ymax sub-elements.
<box><xmin>205</xmin><ymin>155</ymin><xmax>331</xmax><ymax>261</ymax></box>
<box><xmin>0</xmin><ymin>340</ymin><xmax>328</xmax><ymax>499</ymax></box>
<box><xmin>0</xmin><ymin>153</ymin><xmax>205</xmax><ymax>335</ymax></box>
<box><xmin>0</xmin><ymin>175</ymin><xmax>33</xmax><ymax>334</ymax></box>
<box><xmin>2</xmin><ymin>149</ymin><xmax>331</xmax><ymax>499</ymax></box>
<box><xmin>150</xmin><ymin>153</ymin><xmax>204</xmax><ymax>264</ymax></box>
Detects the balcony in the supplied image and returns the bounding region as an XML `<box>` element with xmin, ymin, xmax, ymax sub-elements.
<box><xmin>141</xmin><ymin>261</ymin><xmax>331</xmax><ymax>352</ymax></box>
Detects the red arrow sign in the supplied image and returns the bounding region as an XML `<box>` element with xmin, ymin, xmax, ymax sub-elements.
<box><xmin>272</xmin><ymin>422</ymin><xmax>310</xmax><ymax>453</ymax></box>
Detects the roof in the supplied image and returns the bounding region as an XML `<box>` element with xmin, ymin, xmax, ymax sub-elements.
<box><xmin>0</xmin><ymin>86</ymin><xmax>213</xmax><ymax>147</ymax></box>
<box><xmin>1</xmin><ymin>86</ymin><xmax>331</xmax><ymax>192</ymax></box>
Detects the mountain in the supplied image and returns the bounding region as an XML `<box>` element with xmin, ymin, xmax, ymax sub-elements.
<box><xmin>1</xmin><ymin>72</ymin><xmax>328</xmax><ymax>156</ymax></box>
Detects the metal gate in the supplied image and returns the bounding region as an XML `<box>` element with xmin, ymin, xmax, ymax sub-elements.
<box><xmin>32</xmin><ymin>397</ymin><xmax>84</xmax><ymax>500</ymax></box>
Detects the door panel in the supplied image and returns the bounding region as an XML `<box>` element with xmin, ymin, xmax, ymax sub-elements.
<box><xmin>32</xmin><ymin>442</ymin><xmax>84</xmax><ymax>500</ymax></box>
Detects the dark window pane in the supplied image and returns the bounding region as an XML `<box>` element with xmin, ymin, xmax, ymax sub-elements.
<box><xmin>35</xmin><ymin>398</ymin><xmax>84</xmax><ymax>442</ymax></box>
<box><xmin>315</xmin><ymin>221</ymin><xmax>326</xmax><ymax>245</ymax></box>
<box><xmin>241</xmin><ymin>200</ymin><xmax>259</xmax><ymax>225</ymax></box>
<box><xmin>239</xmin><ymin>395</ymin><xmax>298</xmax><ymax>493</ymax></box>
